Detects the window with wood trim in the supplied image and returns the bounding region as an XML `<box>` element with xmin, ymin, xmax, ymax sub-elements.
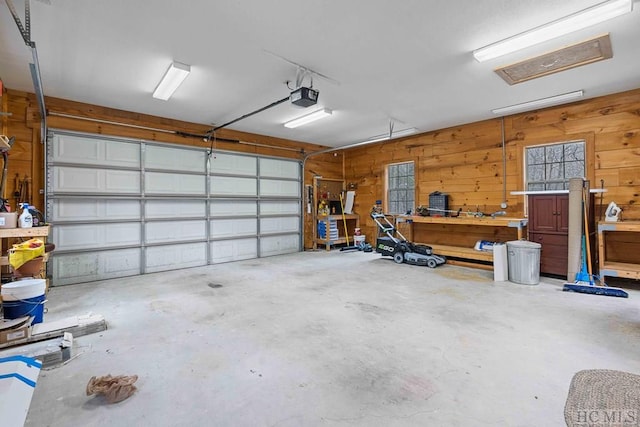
<box><xmin>386</xmin><ymin>161</ymin><xmax>414</xmax><ymax>214</ymax></box>
<box><xmin>525</xmin><ymin>141</ymin><xmax>585</xmax><ymax>191</ymax></box>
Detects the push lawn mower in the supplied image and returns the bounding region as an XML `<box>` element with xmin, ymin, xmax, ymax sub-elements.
<box><xmin>371</xmin><ymin>212</ymin><xmax>446</xmax><ymax>268</ymax></box>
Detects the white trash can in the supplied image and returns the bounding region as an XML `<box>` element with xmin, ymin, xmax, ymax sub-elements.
<box><xmin>493</xmin><ymin>243</ymin><xmax>508</xmax><ymax>281</ymax></box>
<box><xmin>507</xmin><ymin>240</ymin><xmax>542</xmax><ymax>285</ymax></box>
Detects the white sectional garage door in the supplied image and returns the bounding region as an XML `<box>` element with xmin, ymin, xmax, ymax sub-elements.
<box><xmin>47</xmin><ymin>130</ymin><xmax>301</xmax><ymax>285</ymax></box>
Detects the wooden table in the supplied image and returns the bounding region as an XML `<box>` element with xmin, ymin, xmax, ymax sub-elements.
<box><xmin>410</xmin><ymin>216</ymin><xmax>528</xmax><ymax>269</ymax></box>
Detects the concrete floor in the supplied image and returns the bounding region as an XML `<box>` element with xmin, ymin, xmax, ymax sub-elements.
<box><xmin>24</xmin><ymin>250</ymin><xmax>640</xmax><ymax>427</ymax></box>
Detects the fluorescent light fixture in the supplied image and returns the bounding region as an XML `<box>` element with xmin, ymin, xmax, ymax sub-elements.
<box><xmin>491</xmin><ymin>90</ymin><xmax>584</xmax><ymax>115</ymax></box>
<box><xmin>152</xmin><ymin>61</ymin><xmax>191</xmax><ymax>100</ymax></box>
<box><xmin>473</xmin><ymin>0</ymin><xmax>633</xmax><ymax>62</ymax></box>
<box><xmin>365</xmin><ymin>127</ymin><xmax>418</xmax><ymax>143</ymax></box>
<box><xmin>284</xmin><ymin>108</ymin><xmax>332</xmax><ymax>128</ymax></box>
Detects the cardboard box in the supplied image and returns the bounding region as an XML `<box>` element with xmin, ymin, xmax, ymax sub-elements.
<box><xmin>0</xmin><ymin>212</ymin><xmax>17</xmax><ymax>229</ymax></box>
<box><xmin>0</xmin><ymin>324</ymin><xmax>32</xmax><ymax>345</ymax></box>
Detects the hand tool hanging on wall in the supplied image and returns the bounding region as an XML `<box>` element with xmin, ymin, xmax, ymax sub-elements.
<box><xmin>0</xmin><ymin>135</ymin><xmax>15</xmax><ymax>211</ymax></box>
<box><xmin>14</xmin><ymin>173</ymin><xmax>20</xmax><ymax>208</ymax></box>
<box><xmin>23</xmin><ymin>175</ymin><xmax>31</xmax><ymax>205</ymax></box>
<box><xmin>14</xmin><ymin>174</ymin><xmax>30</xmax><ymax>207</ymax></box>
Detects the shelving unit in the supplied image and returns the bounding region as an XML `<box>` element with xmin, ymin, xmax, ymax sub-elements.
<box><xmin>312</xmin><ymin>177</ymin><xmax>360</xmax><ymax>250</ymax></box>
<box><xmin>598</xmin><ymin>221</ymin><xmax>640</xmax><ymax>281</ymax></box>
<box><xmin>315</xmin><ymin>214</ymin><xmax>360</xmax><ymax>251</ymax></box>
<box><xmin>0</xmin><ymin>226</ymin><xmax>50</xmax><ymax>279</ymax></box>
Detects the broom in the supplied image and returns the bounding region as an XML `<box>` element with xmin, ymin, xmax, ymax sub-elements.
<box><xmin>562</xmin><ymin>186</ymin><xmax>628</xmax><ymax>298</ymax></box>
<box><xmin>339</xmin><ymin>192</ymin><xmax>358</xmax><ymax>251</ymax></box>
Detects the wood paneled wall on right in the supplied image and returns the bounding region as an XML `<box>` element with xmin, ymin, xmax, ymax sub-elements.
<box><xmin>343</xmin><ymin>88</ymin><xmax>640</xmax><ymax>261</ymax></box>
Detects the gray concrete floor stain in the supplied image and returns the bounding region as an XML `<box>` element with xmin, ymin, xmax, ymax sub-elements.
<box><xmin>24</xmin><ymin>250</ymin><xmax>640</xmax><ymax>426</ymax></box>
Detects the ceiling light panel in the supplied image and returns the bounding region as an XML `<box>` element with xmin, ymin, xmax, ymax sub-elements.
<box><xmin>491</xmin><ymin>90</ymin><xmax>584</xmax><ymax>115</ymax></box>
<box><xmin>473</xmin><ymin>0</ymin><xmax>632</xmax><ymax>62</ymax></box>
<box><xmin>153</xmin><ymin>62</ymin><xmax>191</xmax><ymax>101</ymax></box>
<box><xmin>283</xmin><ymin>108</ymin><xmax>332</xmax><ymax>128</ymax></box>
<box><xmin>495</xmin><ymin>34</ymin><xmax>613</xmax><ymax>85</ymax></box>
<box><xmin>365</xmin><ymin>127</ymin><xmax>418</xmax><ymax>143</ymax></box>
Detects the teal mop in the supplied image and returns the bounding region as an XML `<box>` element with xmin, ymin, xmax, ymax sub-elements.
<box><xmin>563</xmin><ymin>237</ymin><xmax>628</xmax><ymax>298</ymax></box>
<box><xmin>563</xmin><ymin>190</ymin><xmax>628</xmax><ymax>298</ymax></box>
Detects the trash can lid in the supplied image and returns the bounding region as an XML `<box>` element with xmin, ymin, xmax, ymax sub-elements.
<box><xmin>507</xmin><ymin>240</ymin><xmax>541</xmax><ymax>249</ymax></box>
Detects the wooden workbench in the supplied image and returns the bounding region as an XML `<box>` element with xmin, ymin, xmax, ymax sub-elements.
<box><xmin>410</xmin><ymin>216</ymin><xmax>528</xmax><ymax>269</ymax></box>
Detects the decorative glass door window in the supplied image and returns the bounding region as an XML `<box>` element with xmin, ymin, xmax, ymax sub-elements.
<box><xmin>526</xmin><ymin>141</ymin><xmax>585</xmax><ymax>191</ymax></box>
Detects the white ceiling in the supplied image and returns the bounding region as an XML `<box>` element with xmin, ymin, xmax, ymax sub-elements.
<box><xmin>1</xmin><ymin>0</ymin><xmax>639</xmax><ymax>147</ymax></box>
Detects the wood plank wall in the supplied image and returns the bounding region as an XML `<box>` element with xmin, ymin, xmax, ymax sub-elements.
<box><xmin>4</xmin><ymin>87</ymin><xmax>639</xmax><ymax>261</ymax></box>
<box><xmin>344</xmin><ymin>88</ymin><xmax>640</xmax><ymax>263</ymax></box>
<box><xmin>3</xmin><ymin>88</ymin><xmax>331</xmax><ymax>249</ymax></box>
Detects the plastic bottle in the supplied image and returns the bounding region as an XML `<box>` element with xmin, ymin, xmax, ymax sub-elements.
<box><xmin>19</xmin><ymin>203</ymin><xmax>33</xmax><ymax>228</ymax></box>
<box><xmin>28</xmin><ymin>205</ymin><xmax>44</xmax><ymax>226</ymax></box>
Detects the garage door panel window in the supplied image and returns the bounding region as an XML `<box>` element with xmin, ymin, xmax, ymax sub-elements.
<box><xmin>54</xmin><ymin>167</ymin><xmax>141</xmax><ymax>194</ymax></box>
<box><xmin>55</xmin><ymin>223</ymin><xmax>141</xmax><ymax>251</ymax></box>
<box><xmin>53</xmin><ymin>198</ymin><xmax>140</xmax><ymax>222</ymax></box>
<box><xmin>146</xmin><ymin>172</ymin><xmax>206</xmax><ymax>195</ymax></box>
<box><xmin>145</xmin><ymin>145</ymin><xmax>205</xmax><ymax>172</ymax></box>
<box><xmin>52</xmin><ymin>134</ymin><xmax>140</xmax><ymax>167</ymax></box>
<box><xmin>146</xmin><ymin>199</ymin><xmax>206</xmax><ymax>219</ymax></box>
<box><xmin>211</xmin><ymin>153</ymin><xmax>257</xmax><ymax>175</ymax></box>
<box><xmin>210</xmin><ymin>239</ymin><xmax>258</xmax><ymax>263</ymax></box>
<box><xmin>145</xmin><ymin>220</ymin><xmax>207</xmax><ymax>244</ymax></box>
<box><xmin>259</xmin><ymin>158</ymin><xmax>300</xmax><ymax>179</ymax></box>
<box><xmin>210</xmin><ymin>200</ymin><xmax>257</xmax><ymax>217</ymax></box>
<box><xmin>145</xmin><ymin>243</ymin><xmax>207</xmax><ymax>273</ymax></box>
<box><xmin>53</xmin><ymin>249</ymin><xmax>142</xmax><ymax>286</ymax></box>
<box><xmin>210</xmin><ymin>176</ymin><xmax>257</xmax><ymax>196</ymax></box>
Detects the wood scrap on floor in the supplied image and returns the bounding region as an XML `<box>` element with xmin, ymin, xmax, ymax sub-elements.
<box><xmin>0</xmin><ymin>314</ymin><xmax>106</xmax><ymax>350</ymax></box>
<box><xmin>0</xmin><ymin>333</ymin><xmax>72</xmax><ymax>369</ymax></box>
<box><xmin>32</xmin><ymin>314</ymin><xmax>107</xmax><ymax>340</ymax></box>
